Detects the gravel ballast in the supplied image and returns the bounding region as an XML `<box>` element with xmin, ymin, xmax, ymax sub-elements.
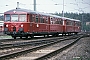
<box><xmin>49</xmin><ymin>37</ymin><xmax>90</xmax><ymax>60</ymax></box>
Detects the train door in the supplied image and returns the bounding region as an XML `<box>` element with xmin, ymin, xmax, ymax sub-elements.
<box><xmin>48</xmin><ymin>17</ymin><xmax>50</xmax><ymax>32</ymax></box>
<box><xmin>63</xmin><ymin>19</ymin><xmax>66</xmax><ymax>33</ymax></box>
<box><xmin>46</xmin><ymin>16</ymin><xmax>50</xmax><ymax>32</ymax></box>
<box><xmin>29</xmin><ymin>14</ymin><xmax>34</xmax><ymax>33</ymax></box>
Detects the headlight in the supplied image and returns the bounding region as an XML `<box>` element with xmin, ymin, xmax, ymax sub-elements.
<box><xmin>21</xmin><ymin>24</ymin><xmax>23</xmax><ymax>27</ymax></box>
<box><xmin>6</xmin><ymin>24</ymin><xmax>8</xmax><ymax>27</ymax></box>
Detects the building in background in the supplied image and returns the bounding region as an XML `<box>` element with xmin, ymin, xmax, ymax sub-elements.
<box><xmin>0</xmin><ymin>15</ymin><xmax>4</xmax><ymax>32</ymax></box>
<box><xmin>86</xmin><ymin>22</ymin><xmax>90</xmax><ymax>25</ymax></box>
<box><xmin>0</xmin><ymin>21</ymin><xmax>4</xmax><ymax>32</ymax></box>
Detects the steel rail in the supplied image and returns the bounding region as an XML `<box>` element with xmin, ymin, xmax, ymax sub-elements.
<box><xmin>0</xmin><ymin>35</ymin><xmax>80</xmax><ymax>59</ymax></box>
<box><xmin>35</xmin><ymin>35</ymin><xmax>83</xmax><ymax>60</ymax></box>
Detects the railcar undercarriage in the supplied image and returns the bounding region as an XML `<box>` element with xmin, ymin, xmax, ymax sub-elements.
<box><xmin>4</xmin><ymin>30</ymin><xmax>78</xmax><ymax>39</ymax></box>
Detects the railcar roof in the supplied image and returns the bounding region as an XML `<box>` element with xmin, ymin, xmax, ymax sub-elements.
<box><xmin>4</xmin><ymin>8</ymin><xmax>62</xmax><ymax>17</ymax></box>
<box><xmin>4</xmin><ymin>8</ymin><xmax>50</xmax><ymax>16</ymax></box>
<box><xmin>62</xmin><ymin>17</ymin><xmax>80</xmax><ymax>22</ymax></box>
<box><xmin>4</xmin><ymin>8</ymin><xmax>36</xmax><ymax>14</ymax></box>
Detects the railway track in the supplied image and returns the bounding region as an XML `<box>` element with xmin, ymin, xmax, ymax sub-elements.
<box><xmin>0</xmin><ymin>35</ymin><xmax>72</xmax><ymax>45</ymax></box>
<box><xmin>12</xmin><ymin>36</ymin><xmax>84</xmax><ymax>60</ymax></box>
<box><xmin>0</xmin><ymin>37</ymin><xmax>64</xmax><ymax>49</ymax></box>
<box><xmin>0</xmin><ymin>36</ymin><xmax>74</xmax><ymax>52</ymax></box>
<box><xmin>0</xmin><ymin>34</ymin><xmax>83</xmax><ymax>60</ymax></box>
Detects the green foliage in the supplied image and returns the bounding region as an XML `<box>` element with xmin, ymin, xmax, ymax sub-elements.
<box><xmin>54</xmin><ymin>12</ymin><xmax>90</xmax><ymax>22</ymax></box>
<box><xmin>84</xmin><ymin>25</ymin><xmax>90</xmax><ymax>31</ymax></box>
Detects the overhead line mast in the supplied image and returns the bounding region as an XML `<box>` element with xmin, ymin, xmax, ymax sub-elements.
<box><xmin>34</xmin><ymin>0</ymin><xmax>36</xmax><ymax>11</ymax></box>
<box><xmin>62</xmin><ymin>0</ymin><xmax>64</xmax><ymax>17</ymax></box>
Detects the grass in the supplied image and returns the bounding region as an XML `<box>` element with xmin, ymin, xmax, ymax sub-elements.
<box><xmin>0</xmin><ymin>35</ymin><xmax>12</xmax><ymax>39</ymax></box>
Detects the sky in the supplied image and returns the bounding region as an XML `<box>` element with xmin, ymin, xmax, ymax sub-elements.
<box><xmin>0</xmin><ymin>0</ymin><xmax>90</xmax><ymax>14</ymax></box>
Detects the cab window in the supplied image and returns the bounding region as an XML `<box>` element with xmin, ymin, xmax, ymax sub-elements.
<box><xmin>5</xmin><ymin>14</ymin><xmax>10</xmax><ymax>22</ymax></box>
<box><xmin>11</xmin><ymin>14</ymin><xmax>18</xmax><ymax>22</ymax></box>
<box><xmin>19</xmin><ymin>14</ymin><xmax>26</xmax><ymax>22</ymax></box>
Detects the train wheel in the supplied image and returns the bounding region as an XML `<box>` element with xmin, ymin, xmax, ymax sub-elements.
<box><xmin>44</xmin><ymin>35</ymin><xmax>47</xmax><ymax>37</ymax></box>
<box><xmin>20</xmin><ymin>37</ymin><xmax>22</xmax><ymax>39</ymax></box>
<box><xmin>14</xmin><ymin>37</ymin><xmax>16</xmax><ymax>39</ymax></box>
<box><xmin>44</xmin><ymin>35</ymin><xmax>45</xmax><ymax>37</ymax></box>
<box><xmin>30</xmin><ymin>35</ymin><xmax>34</xmax><ymax>38</ymax></box>
<box><xmin>26</xmin><ymin>36</ymin><xmax>28</xmax><ymax>39</ymax></box>
<box><xmin>55</xmin><ymin>34</ymin><xmax>59</xmax><ymax>37</ymax></box>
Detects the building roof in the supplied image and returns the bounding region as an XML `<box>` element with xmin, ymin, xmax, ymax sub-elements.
<box><xmin>0</xmin><ymin>21</ymin><xmax>4</xmax><ymax>26</ymax></box>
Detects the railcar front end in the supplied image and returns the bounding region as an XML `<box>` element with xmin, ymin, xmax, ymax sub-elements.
<box><xmin>4</xmin><ymin>12</ymin><xmax>30</xmax><ymax>39</ymax></box>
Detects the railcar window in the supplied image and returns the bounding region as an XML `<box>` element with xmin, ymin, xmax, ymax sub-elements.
<box><xmin>5</xmin><ymin>14</ymin><xmax>10</xmax><ymax>22</ymax></box>
<box><xmin>54</xmin><ymin>19</ymin><xmax>59</xmax><ymax>24</ymax></box>
<box><xmin>40</xmin><ymin>16</ymin><xmax>45</xmax><ymax>23</ymax></box>
<box><xmin>35</xmin><ymin>16</ymin><xmax>38</xmax><ymax>23</ymax></box>
<box><xmin>66</xmin><ymin>20</ymin><xmax>74</xmax><ymax>25</ymax></box>
<box><xmin>55</xmin><ymin>20</ymin><xmax>60</xmax><ymax>24</ymax></box>
<box><xmin>75</xmin><ymin>22</ymin><xmax>78</xmax><ymax>26</ymax></box>
<box><xmin>32</xmin><ymin>15</ymin><xmax>35</xmax><ymax>22</ymax></box>
<box><xmin>46</xmin><ymin>17</ymin><xmax>48</xmax><ymax>23</ymax></box>
<box><xmin>75</xmin><ymin>22</ymin><xmax>80</xmax><ymax>26</ymax></box>
<box><xmin>19</xmin><ymin>15</ymin><xmax>26</xmax><ymax>22</ymax></box>
<box><xmin>54</xmin><ymin>18</ymin><xmax>63</xmax><ymax>24</ymax></box>
<box><xmin>11</xmin><ymin>14</ymin><xmax>18</xmax><ymax>22</ymax></box>
<box><xmin>50</xmin><ymin>18</ymin><xmax>53</xmax><ymax>24</ymax></box>
<box><xmin>59</xmin><ymin>19</ymin><xmax>63</xmax><ymax>25</ymax></box>
<box><xmin>30</xmin><ymin>15</ymin><xmax>32</xmax><ymax>22</ymax></box>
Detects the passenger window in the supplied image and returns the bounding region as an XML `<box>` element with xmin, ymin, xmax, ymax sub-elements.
<box><xmin>32</xmin><ymin>15</ymin><xmax>35</xmax><ymax>22</ymax></box>
<box><xmin>53</xmin><ymin>18</ymin><xmax>57</xmax><ymax>24</ymax></box>
<box><xmin>40</xmin><ymin>16</ymin><xmax>45</xmax><ymax>23</ymax></box>
<box><xmin>66</xmin><ymin>21</ymin><xmax>74</xmax><ymax>25</ymax></box>
<box><xmin>5</xmin><ymin>14</ymin><xmax>10</xmax><ymax>22</ymax></box>
<box><xmin>35</xmin><ymin>15</ymin><xmax>38</xmax><ymax>23</ymax></box>
<box><xmin>59</xmin><ymin>19</ymin><xmax>63</xmax><ymax>25</ymax></box>
<box><xmin>54</xmin><ymin>20</ymin><xmax>58</xmax><ymax>24</ymax></box>
<box><xmin>30</xmin><ymin>15</ymin><xmax>32</xmax><ymax>22</ymax></box>
<box><xmin>46</xmin><ymin>17</ymin><xmax>48</xmax><ymax>23</ymax></box>
<box><xmin>51</xmin><ymin>18</ymin><xmax>58</xmax><ymax>24</ymax></box>
<box><xmin>66</xmin><ymin>20</ymin><xmax>70</xmax><ymax>25</ymax></box>
<box><xmin>50</xmin><ymin>17</ymin><xmax>53</xmax><ymax>24</ymax></box>
<box><xmin>75</xmin><ymin>22</ymin><xmax>80</xmax><ymax>26</ymax></box>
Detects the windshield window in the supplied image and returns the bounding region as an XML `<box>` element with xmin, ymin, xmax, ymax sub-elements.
<box><xmin>11</xmin><ymin>14</ymin><xmax>18</xmax><ymax>22</ymax></box>
<box><xmin>19</xmin><ymin>14</ymin><xmax>26</xmax><ymax>22</ymax></box>
<box><xmin>5</xmin><ymin>14</ymin><xmax>10</xmax><ymax>22</ymax></box>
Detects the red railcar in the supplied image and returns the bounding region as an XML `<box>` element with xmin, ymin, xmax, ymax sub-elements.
<box><xmin>63</xmin><ymin>18</ymin><xmax>81</xmax><ymax>35</ymax></box>
<box><xmin>4</xmin><ymin>8</ymin><xmax>81</xmax><ymax>39</ymax></box>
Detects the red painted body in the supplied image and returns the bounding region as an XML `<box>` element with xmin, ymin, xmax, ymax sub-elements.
<box><xmin>4</xmin><ymin>8</ymin><xmax>81</xmax><ymax>38</ymax></box>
